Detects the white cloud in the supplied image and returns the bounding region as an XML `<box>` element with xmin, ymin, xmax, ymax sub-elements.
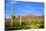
<box><xmin>12</xmin><ymin>0</ymin><xmax>44</xmax><ymax>2</ymax></box>
<box><xmin>11</xmin><ymin>2</ymin><xmax>18</xmax><ymax>3</ymax></box>
<box><xmin>11</xmin><ymin>0</ymin><xmax>18</xmax><ymax>3</ymax></box>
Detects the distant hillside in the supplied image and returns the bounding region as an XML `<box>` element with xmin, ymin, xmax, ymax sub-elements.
<box><xmin>5</xmin><ymin>14</ymin><xmax>44</xmax><ymax>22</ymax></box>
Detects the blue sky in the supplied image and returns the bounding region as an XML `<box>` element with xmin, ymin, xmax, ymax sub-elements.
<box><xmin>5</xmin><ymin>0</ymin><xmax>44</xmax><ymax>18</ymax></box>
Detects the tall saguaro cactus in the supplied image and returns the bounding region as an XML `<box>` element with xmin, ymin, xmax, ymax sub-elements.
<box><xmin>11</xmin><ymin>3</ymin><xmax>15</xmax><ymax>27</ymax></box>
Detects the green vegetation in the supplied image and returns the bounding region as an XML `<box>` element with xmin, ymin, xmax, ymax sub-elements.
<box><xmin>5</xmin><ymin>16</ymin><xmax>44</xmax><ymax>31</ymax></box>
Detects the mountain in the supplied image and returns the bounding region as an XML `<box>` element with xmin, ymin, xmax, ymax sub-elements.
<box><xmin>5</xmin><ymin>14</ymin><xmax>44</xmax><ymax>22</ymax></box>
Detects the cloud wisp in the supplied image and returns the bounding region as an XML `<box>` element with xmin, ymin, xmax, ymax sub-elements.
<box><xmin>12</xmin><ymin>0</ymin><xmax>44</xmax><ymax>2</ymax></box>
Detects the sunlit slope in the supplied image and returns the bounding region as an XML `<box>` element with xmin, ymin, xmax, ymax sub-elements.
<box><xmin>5</xmin><ymin>14</ymin><xmax>44</xmax><ymax>30</ymax></box>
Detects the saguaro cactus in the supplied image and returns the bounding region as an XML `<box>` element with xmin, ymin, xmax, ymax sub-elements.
<box><xmin>11</xmin><ymin>3</ymin><xmax>15</xmax><ymax>27</ymax></box>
